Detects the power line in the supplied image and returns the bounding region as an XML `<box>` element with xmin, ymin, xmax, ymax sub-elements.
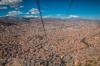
<box><xmin>36</xmin><ymin>0</ymin><xmax>48</xmax><ymax>41</ymax></box>
<box><xmin>66</xmin><ymin>0</ymin><xmax>74</xmax><ymax>17</ymax></box>
<box><xmin>62</xmin><ymin>0</ymin><xmax>74</xmax><ymax>27</ymax></box>
<box><xmin>36</xmin><ymin>0</ymin><xmax>73</xmax><ymax>40</ymax></box>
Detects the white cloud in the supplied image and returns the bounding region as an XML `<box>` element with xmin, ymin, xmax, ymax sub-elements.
<box><xmin>26</xmin><ymin>12</ymin><xmax>30</xmax><ymax>14</ymax></box>
<box><xmin>15</xmin><ymin>6</ymin><xmax>24</xmax><ymax>10</ymax></box>
<box><xmin>24</xmin><ymin>15</ymin><xmax>38</xmax><ymax>18</ymax></box>
<box><xmin>43</xmin><ymin>15</ymin><xmax>58</xmax><ymax>18</ymax></box>
<box><xmin>24</xmin><ymin>15</ymin><xmax>34</xmax><ymax>17</ymax></box>
<box><xmin>29</xmin><ymin>8</ymin><xmax>39</xmax><ymax>14</ymax></box>
<box><xmin>0</xmin><ymin>0</ymin><xmax>22</xmax><ymax>7</ymax></box>
<box><xmin>57</xmin><ymin>14</ymin><xmax>62</xmax><ymax>16</ymax></box>
<box><xmin>43</xmin><ymin>16</ymin><xmax>51</xmax><ymax>18</ymax></box>
<box><xmin>6</xmin><ymin>11</ymin><xmax>22</xmax><ymax>16</ymax></box>
<box><xmin>67</xmin><ymin>15</ymin><xmax>80</xmax><ymax>18</ymax></box>
<box><xmin>43</xmin><ymin>14</ymin><xmax>64</xmax><ymax>18</ymax></box>
<box><xmin>19</xmin><ymin>6</ymin><xmax>24</xmax><ymax>8</ymax></box>
<box><xmin>25</xmin><ymin>8</ymin><xmax>44</xmax><ymax>15</ymax></box>
<box><xmin>0</xmin><ymin>6</ymin><xmax>7</xmax><ymax>10</ymax></box>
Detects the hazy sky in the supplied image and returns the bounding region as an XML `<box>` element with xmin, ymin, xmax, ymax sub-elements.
<box><xmin>0</xmin><ymin>0</ymin><xmax>100</xmax><ymax>20</ymax></box>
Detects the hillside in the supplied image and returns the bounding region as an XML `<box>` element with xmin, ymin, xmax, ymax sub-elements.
<box><xmin>0</xmin><ymin>17</ymin><xmax>100</xmax><ymax>66</ymax></box>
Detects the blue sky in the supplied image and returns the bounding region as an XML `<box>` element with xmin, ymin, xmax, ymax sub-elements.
<box><xmin>0</xmin><ymin>0</ymin><xmax>100</xmax><ymax>20</ymax></box>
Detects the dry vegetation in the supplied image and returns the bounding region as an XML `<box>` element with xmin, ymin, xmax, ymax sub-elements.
<box><xmin>0</xmin><ymin>17</ymin><xmax>100</xmax><ymax>66</ymax></box>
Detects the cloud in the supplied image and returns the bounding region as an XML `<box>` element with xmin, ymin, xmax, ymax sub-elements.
<box><xmin>57</xmin><ymin>14</ymin><xmax>62</xmax><ymax>16</ymax></box>
<box><xmin>25</xmin><ymin>8</ymin><xmax>44</xmax><ymax>15</ymax></box>
<box><xmin>0</xmin><ymin>6</ymin><xmax>7</xmax><ymax>10</ymax></box>
<box><xmin>24</xmin><ymin>15</ymin><xmax>38</xmax><ymax>18</ymax></box>
<box><xmin>0</xmin><ymin>0</ymin><xmax>23</xmax><ymax>7</ymax></box>
<box><xmin>29</xmin><ymin>8</ymin><xmax>39</xmax><ymax>14</ymax></box>
<box><xmin>19</xmin><ymin>6</ymin><xmax>24</xmax><ymax>8</ymax></box>
<box><xmin>6</xmin><ymin>11</ymin><xmax>22</xmax><ymax>16</ymax></box>
<box><xmin>43</xmin><ymin>15</ymin><xmax>57</xmax><ymax>18</ymax></box>
<box><xmin>43</xmin><ymin>16</ymin><xmax>51</xmax><ymax>18</ymax></box>
<box><xmin>67</xmin><ymin>15</ymin><xmax>80</xmax><ymax>18</ymax></box>
<box><xmin>26</xmin><ymin>12</ymin><xmax>30</xmax><ymax>14</ymax></box>
<box><xmin>43</xmin><ymin>14</ymin><xmax>64</xmax><ymax>18</ymax></box>
<box><xmin>15</xmin><ymin>6</ymin><xmax>24</xmax><ymax>10</ymax></box>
